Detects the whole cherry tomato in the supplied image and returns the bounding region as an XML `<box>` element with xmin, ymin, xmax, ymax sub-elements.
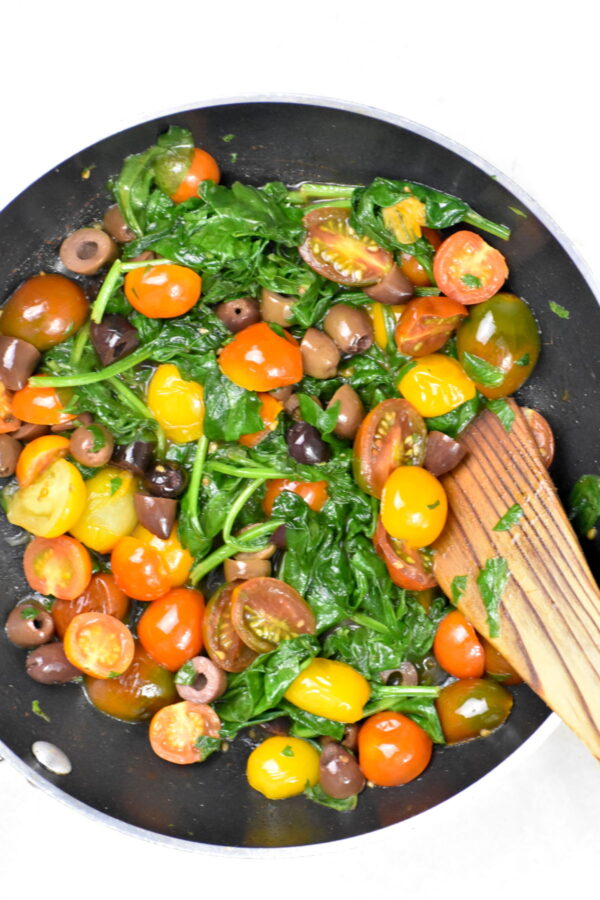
<box><xmin>168</xmin><ymin>148</ymin><xmax>220</xmax><ymax>203</ymax></box>
<box><xmin>247</xmin><ymin>736</ymin><xmax>320</xmax><ymax>799</ymax></box>
<box><xmin>380</xmin><ymin>465</ymin><xmax>448</xmax><ymax>548</ymax></box>
<box><xmin>110</xmin><ymin>536</ymin><xmax>172</xmax><ymax>602</ymax></box>
<box><xmin>219</xmin><ymin>322</ymin><xmax>303</xmax><ymax>391</ymax></box>
<box><xmin>284</xmin><ymin>658</ymin><xmax>370</xmax><ymax>723</ymax></box>
<box><xmin>398</xmin><ymin>354</ymin><xmax>476</xmax><ymax>418</ymax></box>
<box><xmin>131</xmin><ymin>522</ymin><xmax>193</xmax><ymax>587</ymax></box>
<box><xmin>138</xmin><ymin>587</ymin><xmax>205</xmax><ymax>671</ymax></box>
<box><xmin>433</xmin><ymin>610</ymin><xmax>485</xmax><ymax>678</ymax></box>
<box><xmin>11</xmin><ymin>385</ymin><xmax>76</xmax><ymax>426</ymax></box>
<box><xmin>0</xmin><ymin>273</ymin><xmax>88</xmax><ymax>350</ymax></box>
<box><xmin>124</xmin><ymin>264</ymin><xmax>201</xmax><ymax>318</ymax></box>
<box><xmin>147</xmin><ymin>364</ymin><xmax>204</xmax><ymax>443</ymax></box>
<box><xmin>436</xmin><ymin>677</ymin><xmax>513</xmax><ymax>743</ymax></box>
<box><xmin>358</xmin><ymin>711</ymin><xmax>433</xmax><ymax>786</ymax></box>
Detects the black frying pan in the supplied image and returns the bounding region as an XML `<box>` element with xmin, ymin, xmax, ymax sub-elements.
<box><xmin>1</xmin><ymin>99</ymin><xmax>599</xmax><ymax>851</ymax></box>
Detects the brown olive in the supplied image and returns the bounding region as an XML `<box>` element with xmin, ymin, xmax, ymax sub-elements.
<box><xmin>319</xmin><ymin>741</ymin><xmax>366</xmax><ymax>799</ymax></box>
<box><xmin>12</xmin><ymin>422</ymin><xmax>49</xmax><ymax>442</ymax></box>
<box><xmin>327</xmin><ymin>384</ymin><xmax>365</xmax><ymax>440</ymax></box>
<box><xmin>363</xmin><ymin>264</ymin><xmax>414</xmax><ymax>304</ymax></box>
<box><xmin>70</xmin><ymin>424</ymin><xmax>114</xmax><ymax>467</ymax></box>
<box><xmin>59</xmin><ymin>228</ymin><xmax>118</xmax><ymax>276</ymax></box>
<box><xmin>260</xmin><ymin>288</ymin><xmax>294</xmax><ymax>326</ymax></box>
<box><xmin>51</xmin><ymin>412</ymin><xmax>93</xmax><ymax>434</ymax></box>
<box><xmin>133</xmin><ymin>493</ymin><xmax>177</xmax><ymax>540</ymax></box>
<box><xmin>300</xmin><ymin>328</ymin><xmax>340</xmax><ymax>379</ymax></box>
<box><xmin>270</xmin><ymin>386</ymin><xmax>293</xmax><ymax>403</ymax></box>
<box><xmin>223</xmin><ymin>557</ymin><xmax>272</xmax><ymax>582</ymax></box>
<box><xmin>284</xmin><ymin>393</ymin><xmax>322</xmax><ymax>422</ymax></box>
<box><xmin>102</xmin><ymin>204</ymin><xmax>135</xmax><ymax>243</ymax></box>
<box><xmin>175</xmin><ymin>656</ymin><xmax>228</xmax><ymax>704</ymax></box>
<box><xmin>5</xmin><ymin>601</ymin><xmax>54</xmax><ymax>649</ymax></box>
<box><xmin>216</xmin><ymin>297</ymin><xmax>261</xmax><ymax>333</ymax></box>
<box><xmin>0</xmin><ymin>433</ymin><xmax>22</xmax><ymax>477</ymax></box>
<box><xmin>26</xmin><ymin>642</ymin><xmax>81</xmax><ymax>684</ymax></box>
<box><xmin>341</xmin><ymin>723</ymin><xmax>360</xmax><ymax>752</ymax></box>
<box><xmin>382</xmin><ymin>661</ymin><xmax>419</xmax><ymax>686</ymax></box>
<box><xmin>235</xmin><ymin>525</ymin><xmax>276</xmax><ymax>561</ymax></box>
<box><xmin>0</xmin><ymin>336</ymin><xmax>41</xmax><ymax>390</ymax></box>
<box><xmin>323</xmin><ymin>304</ymin><xmax>373</xmax><ymax>355</ymax></box>
<box><xmin>424</xmin><ymin>431</ymin><xmax>467</xmax><ymax>477</ymax></box>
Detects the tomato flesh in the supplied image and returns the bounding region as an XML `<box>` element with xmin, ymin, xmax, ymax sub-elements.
<box><xmin>353</xmin><ymin>398</ymin><xmax>427</xmax><ymax>498</ymax></box>
<box><xmin>11</xmin><ymin>385</ymin><xmax>76</xmax><ymax>426</ymax></box>
<box><xmin>262</xmin><ymin>478</ymin><xmax>328</xmax><ymax>517</ymax></box>
<box><xmin>299</xmin><ymin>207</ymin><xmax>393</xmax><ymax>286</ymax></box>
<box><xmin>230</xmin><ymin>577</ymin><xmax>316</xmax><ymax>654</ymax></box>
<box><xmin>373</xmin><ymin>518</ymin><xmax>437</xmax><ymax>590</ymax></box>
<box><xmin>433</xmin><ymin>610</ymin><xmax>485</xmax><ymax>678</ymax></box>
<box><xmin>203</xmin><ymin>583</ymin><xmax>258</xmax><ymax>673</ymax></box>
<box><xmin>395</xmin><ymin>296</ymin><xmax>467</xmax><ymax>357</ymax></box>
<box><xmin>239</xmin><ymin>393</ymin><xmax>283</xmax><ymax>447</ymax></box>
<box><xmin>138</xmin><ymin>588</ymin><xmax>205</xmax><ymax>671</ymax></box>
<box><xmin>15</xmin><ymin>434</ymin><xmax>70</xmax><ymax>487</ymax></box>
<box><xmin>63</xmin><ymin>611</ymin><xmax>135</xmax><ymax>679</ymax></box>
<box><xmin>433</xmin><ymin>231</ymin><xmax>508</xmax><ymax>305</ymax></box>
<box><xmin>9</xmin><ymin>459</ymin><xmax>87</xmax><ymax>538</ymax></box>
<box><xmin>149</xmin><ymin>700</ymin><xmax>221</xmax><ymax>764</ymax></box>
<box><xmin>110</xmin><ymin>536</ymin><xmax>172</xmax><ymax>602</ymax></box>
<box><xmin>358</xmin><ymin>711</ymin><xmax>433</xmax><ymax>786</ymax></box>
<box><xmin>23</xmin><ymin>535</ymin><xmax>92</xmax><ymax>601</ymax></box>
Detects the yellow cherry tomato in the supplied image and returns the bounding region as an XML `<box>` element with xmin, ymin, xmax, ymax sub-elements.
<box><xmin>132</xmin><ymin>522</ymin><xmax>192</xmax><ymax>587</ymax></box>
<box><xmin>398</xmin><ymin>353</ymin><xmax>476</xmax><ymax>417</ymax></box>
<box><xmin>246</xmin><ymin>736</ymin><xmax>320</xmax><ymax>800</ymax></box>
<box><xmin>7</xmin><ymin>458</ymin><xmax>86</xmax><ymax>538</ymax></box>
<box><xmin>369</xmin><ymin>302</ymin><xmax>405</xmax><ymax>350</ymax></box>
<box><xmin>70</xmin><ymin>467</ymin><xmax>138</xmax><ymax>553</ymax></box>
<box><xmin>284</xmin><ymin>658</ymin><xmax>370</xmax><ymax>724</ymax></box>
<box><xmin>381</xmin><ymin>465</ymin><xmax>448</xmax><ymax>548</ymax></box>
<box><xmin>147</xmin><ymin>364</ymin><xmax>204</xmax><ymax>443</ymax></box>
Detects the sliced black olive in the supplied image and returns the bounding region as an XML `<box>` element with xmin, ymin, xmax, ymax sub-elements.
<box><xmin>26</xmin><ymin>643</ymin><xmax>81</xmax><ymax>684</ymax></box>
<box><xmin>0</xmin><ymin>336</ymin><xmax>41</xmax><ymax>390</ymax></box>
<box><xmin>215</xmin><ymin>297</ymin><xmax>261</xmax><ymax>333</ymax></box>
<box><xmin>111</xmin><ymin>440</ymin><xmax>154</xmax><ymax>476</ymax></box>
<box><xmin>59</xmin><ymin>228</ymin><xmax>118</xmax><ymax>276</ymax></box>
<box><xmin>143</xmin><ymin>461</ymin><xmax>189</xmax><ymax>499</ymax></box>
<box><xmin>133</xmin><ymin>493</ymin><xmax>177</xmax><ymax>540</ymax></box>
<box><xmin>285</xmin><ymin>421</ymin><xmax>330</xmax><ymax>464</ymax></box>
<box><xmin>70</xmin><ymin>424</ymin><xmax>114</xmax><ymax>467</ymax></box>
<box><xmin>90</xmin><ymin>314</ymin><xmax>140</xmax><ymax>367</ymax></box>
<box><xmin>382</xmin><ymin>661</ymin><xmax>419</xmax><ymax>686</ymax></box>
<box><xmin>175</xmin><ymin>656</ymin><xmax>228</xmax><ymax>704</ymax></box>
<box><xmin>0</xmin><ymin>433</ymin><xmax>22</xmax><ymax>477</ymax></box>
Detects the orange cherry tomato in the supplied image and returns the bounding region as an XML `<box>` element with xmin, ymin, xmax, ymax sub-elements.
<box><xmin>11</xmin><ymin>385</ymin><xmax>76</xmax><ymax>426</ymax></box>
<box><xmin>23</xmin><ymin>535</ymin><xmax>92</xmax><ymax>601</ymax></box>
<box><xmin>299</xmin><ymin>207</ymin><xmax>393</xmax><ymax>286</ymax></box>
<box><xmin>358</xmin><ymin>711</ymin><xmax>433</xmax><ymax>786</ymax></box>
<box><xmin>0</xmin><ymin>381</ymin><xmax>20</xmax><ymax>433</ymax></box>
<box><xmin>52</xmin><ymin>573</ymin><xmax>130</xmax><ymax>639</ymax></box>
<box><xmin>149</xmin><ymin>700</ymin><xmax>221</xmax><ymax>764</ymax></box>
<box><xmin>482</xmin><ymin>637</ymin><xmax>523</xmax><ymax>685</ymax></box>
<box><xmin>239</xmin><ymin>393</ymin><xmax>283</xmax><ymax>447</ymax></box>
<box><xmin>15</xmin><ymin>434</ymin><xmax>70</xmax><ymax>486</ymax></box>
<box><xmin>372</xmin><ymin>518</ymin><xmax>437</xmax><ymax>590</ymax></box>
<box><xmin>0</xmin><ymin>273</ymin><xmax>88</xmax><ymax>351</ymax></box>
<box><xmin>218</xmin><ymin>322</ymin><xmax>303</xmax><ymax>391</ymax></box>
<box><xmin>399</xmin><ymin>227</ymin><xmax>442</xmax><ymax>286</ymax></box>
<box><xmin>64</xmin><ymin>611</ymin><xmax>135</xmax><ymax>679</ymax></box>
<box><xmin>202</xmin><ymin>583</ymin><xmax>258</xmax><ymax>673</ymax></box>
<box><xmin>433</xmin><ymin>231</ymin><xmax>509</xmax><ymax>305</ymax></box>
<box><xmin>131</xmin><ymin>522</ymin><xmax>193</xmax><ymax>588</ymax></box>
<box><xmin>262</xmin><ymin>478</ymin><xmax>329</xmax><ymax>517</ymax></box>
<box><xmin>138</xmin><ymin>588</ymin><xmax>205</xmax><ymax>671</ymax></box>
<box><xmin>110</xmin><ymin>536</ymin><xmax>172</xmax><ymax>602</ymax></box>
<box><xmin>394</xmin><ymin>296</ymin><xmax>468</xmax><ymax>357</ymax></box>
<box><xmin>169</xmin><ymin>148</ymin><xmax>220</xmax><ymax>203</ymax></box>
<box><xmin>433</xmin><ymin>610</ymin><xmax>485</xmax><ymax>678</ymax></box>
<box><xmin>124</xmin><ymin>264</ymin><xmax>201</xmax><ymax>318</ymax></box>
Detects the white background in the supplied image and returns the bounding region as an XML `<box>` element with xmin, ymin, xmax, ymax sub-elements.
<box><xmin>1</xmin><ymin>2</ymin><xmax>599</xmax><ymax>897</ymax></box>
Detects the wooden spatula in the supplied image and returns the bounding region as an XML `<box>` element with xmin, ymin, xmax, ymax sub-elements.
<box><xmin>432</xmin><ymin>399</ymin><xmax>600</xmax><ymax>759</ymax></box>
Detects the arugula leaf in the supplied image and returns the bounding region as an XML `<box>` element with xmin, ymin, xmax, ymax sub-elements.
<box><xmin>493</xmin><ymin>503</ymin><xmax>524</xmax><ymax>532</ymax></box>
<box><xmin>549</xmin><ymin>301</ymin><xmax>570</xmax><ymax>319</ymax></box>
<box><xmin>461</xmin><ymin>352</ymin><xmax>505</xmax><ymax>388</ymax></box>
<box><xmin>476</xmin><ymin>557</ymin><xmax>509</xmax><ymax>638</ymax></box>
<box><xmin>304</xmin><ymin>783</ymin><xmax>358</xmax><ymax>811</ymax></box>
<box><xmin>195</xmin><ymin>735</ymin><xmax>222</xmax><ymax>761</ymax></box>
<box><xmin>569</xmin><ymin>474</ymin><xmax>600</xmax><ymax>536</ymax></box>
<box><xmin>450</xmin><ymin>575</ymin><xmax>468</xmax><ymax>605</ymax></box>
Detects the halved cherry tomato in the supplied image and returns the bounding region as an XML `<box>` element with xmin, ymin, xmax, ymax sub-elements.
<box><xmin>0</xmin><ymin>273</ymin><xmax>88</xmax><ymax>351</ymax></box>
<box><xmin>380</xmin><ymin>465</ymin><xmax>447</xmax><ymax>548</ymax></box>
<box><xmin>284</xmin><ymin>658</ymin><xmax>370</xmax><ymax>724</ymax></box>
<box><xmin>149</xmin><ymin>700</ymin><xmax>221</xmax><ymax>764</ymax></box>
<box><xmin>147</xmin><ymin>364</ymin><xmax>204</xmax><ymax>443</ymax></box>
<box><xmin>0</xmin><ymin>381</ymin><xmax>20</xmax><ymax>433</ymax></box>
<box><xmin>230</xmin><ymin>576</ymin><xmax>316</xmax><ymax>654</ymax></box>
<box><xmin>239</xmin><ymin>393</ymin><xmax>283</xmax><ymax>447</ymax></box>
<box><xmin>394</xmin><ymin>297</ymin><xmax>468</xmax><ymax>357</ymax></box>
<box><xmin>85</xmin><ymin>641</ymin><xmax>177</xmax><ymax>722</ymax></box>
<box><xmin>373</xmin><ymin>518</ymin><xmax>437</xmax><ymax>590</ymax></box>
<box><xmin>64</xmin><ymin>611</ymin><xmax>134</xmax><ymax>679</ymax></box>
<box><xmin>433</xmin><ymin>610</ymin><xmax>485</xmax><ymax>678</ymax></box>
<box><xmin>124</xmin><ymin>264</ymin><xmax>201</xmax><ymax>318</ymax></box>
<box><xmin>111</xmin><ymin>536</ymin><xmax>172</xmax><ymax>602</ymax></box>
<box><xmin>399</xmin><ymin>227</ymin><xmax>442</xmax><ymax>286</ymax></box>
<box><xmin>433</xmin><ymin>231</ymin><xmax>509</xmax><ymax>305</ymax></box>
<box><xmin>23</xmin><ymin>535</ymin><xmax>92</xmax><ymax>601</ymax></box>
<box><xmin>262</xmin><ymin>478</ymin><xmax>328</xmax><ymax>517</ymax></box>
<box><xmin>8</xmin><ymin>458</ymin><xmax>86</xmax><ymax>537</ymax></box>
<box><xmin>299</xmin><ymin>207</ymin><xmax>393</xmax><ymax>286</ymax></box>
<box><xmin>11</xmin><ymin>384</ymin><xmax>76</xmax><ymax>426</ymax></box>
<box><xmin>436</xmin><ymin>677</ymin><xmax>513</xmax><ymax>743</ymax></box>
<box><xmin>52</xmin><ymin>573</ymin><xmax>130</xmax><ymax>639</ymax></box>
<box><xmin>70</xmin><ymin>466</ymin><xmax>138</xmax><ymax>554</ymax></box>
<box><xmin>219</xmin><ymin>322</ymin><xmax>303</xmax><ymax>392</ymax></box>
<box><xmin>203</xmin><ymin>583</ymin><xmax>258</xmax><ymax>673</ymax></box>
<box><xmin>247</xmin><ymin>736</ymin><xmax>320</xmax><ymax>799</ymax></box>
<box><xmin>382</xmin><ymin>195</ymin><xmax>427</xmax><ymax>244</ymax></box>
<box><xmin>482</xmin><ymin>637</ymin><xmax>523</xmax><ymax>685</ymax></box>
<box><xmin>398</xmin><ymin>354</ymin><xmax>476</xmax><ymax>418</ymax></box>
<box><xmin>358</xmin><ymin>711</ymin><xmax>433</xmax><ymax>786</ymax></box>
<box><xmin>169</xmin><ymin>147</ymin><xmax>220</xmax><ymax>203</ymax></box>
<box><xmin>138</xmin><ymin>587</ymin><xmax>205</xmax><ymax>671</ymax></box>
<box><xmin>353</xmin><ymin>398</ymin><xmax>427</xmax><ymax>498</ymax></box>
<box><xmin>132</xmin><ymin>522</ymin><xmax>192</xmax><ymax>587</ymax></box>
<box><xmin>15</xmin><ymin>434</ymin><xmax>70</xmax><ymax>486</ymax></box>
<box><xmin>522</xmin><ymin>407</ymin><xmax>555</xmax><ymax>468</ymax></box>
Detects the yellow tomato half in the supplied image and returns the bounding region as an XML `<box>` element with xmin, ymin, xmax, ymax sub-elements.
<box><xmin>246</xmin><ymin>736</ymin><xmax>320</xmax><ymax>800</ymax></box>
<box><xmin>381</xmin><ymin>466</ymin><xmax>448</xmax><ymax>548</ymax></box>
<box><xmin>70</xmin><ymin>467</ymin><xmax>138</xmax><ymax>553</ymax></box>
<box><xmin>398</xmin><ymin>354</ymin><xmax>476</xmax><ymax>418</ymax></box>
<box><xmin>7</xmin><ymin>458</ymin><xmax>86</xmax><ymax>538</ymax></box>
<box><xmin>132</xmin><ymin>522</ymin><xmax>192</xmax><ymax>587</ymax></box>
<box><xmin>147</xmin><ymin>364</ymin><xmax>204</xmax><ymax>443</ymax></box>
<box><xmin>284</xmin><ymin>658</ymin><xmax>370</xmax><ymax>724</ymax></box>
<box><xmin>369</xmin><ymin>302</ymin><xmax>405</xmax><ymax>350</ymax></box>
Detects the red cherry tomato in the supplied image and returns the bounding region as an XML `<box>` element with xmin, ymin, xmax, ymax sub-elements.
<box><xmin>262</xmin><ymin>478</ymin><xmax>329</xmax><ymax>517</ymax></box>
<box><xmin>433</xmin><ymin>231</ymin><xmax>508</xmax><ymax>305</ymax></box>
<box><xmin>11</xmin><ymin>385</ymin><xmax>76</xmax><ymax>426</ymax></box>
<box><xmin>137</xmin><ymin>587</ymin><xmax>205</xmax><ymax>671</ymax></box>
<box><xmin>110</xmin><ymin>536</ymin><xmax>172</xmax><ymax>602</ymax></box>
<box><xmin>230</xmin><ymin>577</ymin><xmax>316</xmax><ymax>654</ymax></box>
<box><xmin>394</xmin><ymin>296</ymin><xmax>468</xmax><ymax>357</ymax></box>
<box><xmin>124</xmin><ymin>264</ymin><xmax>201</xmax><ymax>318</ymax></box>
<box><xmin>52</xmin><ymin>573</ymin><xmax>130</xmax><ymax>639</ymax></box>
<box><xmin>219</xmin><ymin>322</ymin><xmax>303</xmax><ymax>392</ymax></box>
<box><xmin>353</xmin><ymin>399</ymin><xmax>427</xmax><ymax>498</ymax></box>
<box><xmin>23</xmin><ymin>535</ymin><xmax>92</xmax><ymax>601</ymax></box>
<box><xmin>170</xmin><ymin>148</ymin><xmax>220</xmax><ymax>203</ymax></box>
<box><xmin>433</xmin><ymin>610</ymin><xmax>485</xmax><ymax>678</ymax></box>
<box><xmin>399</xmin><ymin>227</ymin><xmax>442</xmax><ymax>286</ymax></box>
<box><xmin>202</xmin><ymin>583</ymin><xmax>258</xmax><ymax>673</ymax></box>
<box><xmin>0</xmin><ymin>274</ymin><xmax>88</xmax><ymax>350</ymax></box>
<box><xmin>372</xmin><ymin>518</ymin><xmax>437</xmax><ymax>590</ymax></box>
<box><xmin>149</xmin><ymin>700</ymin><xmax>221</xmax><ymax>764</ymax></box>
<box><xmin>358</xmin><ymin>711</ymin><xmax>433</xmax><ymax>786</ymax></box>
<box><xmin>299</xmin><ymin>207</ymin><xmax>393</xmax><ymax>286</ymax></box>
<box><xmin>63</xmin><ymin>611</ymin><xmax>135</xmax><ymax>679</ymax></box>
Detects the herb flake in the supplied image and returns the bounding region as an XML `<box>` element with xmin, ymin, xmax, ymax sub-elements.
<box><xmin>461</xmin><ymin>274</ymin><xmax>482</xmax><ymax>289</ymax></box>
<box><xmin>486</xmin><ymin>398</ymin><xmax>515</xmax><ymax>432</ymax></box>
<box><xmin>450</xmin><ymin>575</ymin><xmax>468</xmax><ymax>606</ymax></box>
<box><xmin>461</xmin><ymin>352</ymin><xmax>505</xmax><ymax>388</ymax></box>
<box><xmin>476</xmin><ymin>557</ymin><xmax>509</xmax><ymax>637</ymax></box>
<box><xmin>549</xmin><ymin>301</ymin><xmax>570</xmax><ymax>319</ymax></box>
<box><xmin>493</xmin><ymin>504</ymin><xmax>524</xmax><ymax>532</ymax></box>
<box><xmin>31</xmin><ymin>700</ymin><xmax>50</xmax><ymax>722</ymax></box>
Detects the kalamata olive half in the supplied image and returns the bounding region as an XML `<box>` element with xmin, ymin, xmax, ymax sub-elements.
<box><xmin>363</xmin><ymin>264</ymin><xmax>414</xmax><ymax>304</ymax></box>
<box><xmin>223</xmin><ymin>557</ymin><xmax>271</xmax><ymax>581</ymax></box>
<box><xmin>111</xmin><ymin>440</ymin><xmax>154</xmax><ymax>476</ymax></box>
<box><xmin>70</xmin><ymin>424</ymin><xmax>114</xmax><ymax>468</ymax></box>
<box><xmin>51</xmin><ymin>412</ymin><xmax>93</xmax><ymax>434</ymax></box>
<box><xmin>90</xmin><ymin>314</ymin><xmax>140</xmax><ymax>367</ymax></box>
<box><xmin>59</xmin><ymin>228</ymin><xmax>118</xmax><ymax>276</ymax></box>
<box><xmin>216</xmin><ymin>297</ymin><xmax>261</xmax><ymax>333</ymax></box>
<box><xmin>176</xmin><ymin>656</ymin><xmax>228</xmax><ymax>704</ymax></box>
<box><xmin>143</xmin><ymin>461</ymin><xmax>188</xmax><ymax>499</ymax></box>
<box><xmin>300</xmin><ymin>328</ymin><xmax>340</xmax><ymax>379</ymax></box>
<box><xmin>323</xmin><ymin>304</ymin><xmax>373</xmax><ymax>355</ymax></box>
<box><xmin>134</xmin><ymin>493</ymin><xmax>177</xmax><ymax>540</ymax></box>
<box><xmin>102</xmin><ymin>204</ymin><xmax>135</xmax><ymax>243</ymax></box>
<box><xmin>26</xmin><ymin>642</ymin><xmax>81</xmax><ymax>684</ymax></box>
<box><xmin>424</xmin><ymin>431</ymin><xmax>467</xmax><ymax>477</ymax></box>
<box><xmin>259</xmin><ymin>288</ymin><xmax>294</xmax><ymax>325</ymax></box>
<box><xmin>319</xmin><ymin>741</ymin><xmax>365</xmax><ymax>799</ymax></box>
<box><xmin>286</xmin><ymin>421</ymin><xmax>330</xmax><ymax>464</ymax></box>
<box><xmin>0</xmin><ymin>433</ymin><xmax>22</xmax><ymax>477</ymax></box>
<box><xmin>327</xmin><ymin>384</ymin><xmax>365</xmax><ymax>440</ymax></box>
<box><xmin>0</xmin><ymin>336</ymin><xmax>41</xmax><ymax>390</ymax></box>
<box><xmin>5</xmin><ymin>602</ymin><xmax>54</xmax><ymax>649</ymax></box>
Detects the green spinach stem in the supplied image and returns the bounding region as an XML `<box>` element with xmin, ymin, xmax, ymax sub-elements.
<box><xmin>287</xmin><ymin>183</ymin><xmax>357</xmax><ymax>203</ymax></box>
<box><xmin>221</xmin><ymin>478</ymin><xmax>269</xmax><ymax>551</ymax></box>
<box><xmin>205</xmin><ymin>461</ymin><xmax>290</xmax><ymax>480</ymax></box>
<box><xmin>186</xmin><ymin>435</ymin><xmax>209</xmax><ymax>532</ymax></box>
<box><xmin>70</xmin><ymin>321</ymin><xmax>91</xmax><ymax>366</ymax></box>
<box><xmin>464</xmin><ymin>209</ymin><xmax>511</xmax><ymax>241</ymax></box>
<box><xmin>90</xmin><ymin>257</ymin><xmax>171</xmax><ymax>324</ymax></box>
<box><xmin>189</xmin><ymin>520</ymin><xmax>283</xmax><ymax>585</ymax></box>
<box><xmin>30</xmin><ymin>344</ymin><xmax>155</xmax><ymax>387</ymax></box>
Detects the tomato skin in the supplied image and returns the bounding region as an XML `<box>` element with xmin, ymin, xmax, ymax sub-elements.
<box><xmin>433</xmin><ymin>610</ymin><xmax>485</xmax><ymax>678</ymax></box>
<box><xmin>262</xmin><ymin>478</ymin><xmax>328</xmax><ymax>517</ymax></box>
<box><xmin>373</xmin><ymin>518</ymin><xmax>437</xmax><ymax>590</ymax></box>
<box><xmin>284</xmin><ymin>658</ymin><xmax>370</xmax><ymax>724</ymax></box>
<box><xmin>299</xmin><ymin>207</ymin><xmax>393</xmax><ymax>286</ymax></box>
<box><xmin>8</xmin><ymin>458</ymin><xmax>87</xmax><ymax>538</ymax></box>
<box><xmin>147</xmin><ymin>364</ymin><xmax>204</xmax><ymax>443</ymax></box>
<box><xmin>456</xmin><ymin>293</ymin><xmax>540</xmax><ymax>399</ymax></box>
<box><xmin>247</xmin><ymin>736</ymin><xmax>320</xmax><ymax>799</ymax></box>
<box><xmin>433</xmin><ymin>231</ymin><xmax>509</xmax><ymax>305</ymax></box>
<box><xmin>149</xmin><ymin>700</ymin><xmax>221</xmax><ymax>764</ymax></box>
<box><xmin>138</xmin><ymin>588</ymin><xmax>205</xmax><ymax>671</ymax></box>
<box><xmin>15</xmin><ymin>434</ymin><xmax>70</xmax><ymax>487</ymax></box>
<box><xmin>111</xmin><ymin>536</ymin><xmax>172</xmax><ymax>602</ymax></box>
<box><xmin>0</xmin><ymin>382</ymin><xmax>20</xmax><ymax>433</ymax></box>
<box><xmin>399</xmin><ymin>227</ymin><xmax>442</xmax><ymax>286</ymax></box>
<box><xmin>11</xmin><ymin>385</ymin><xmax>76</xmax><ymax>426</ymax></box>
<box><xmin>85</xmin><ymin>641</ymin><xmax>177</xmax><ymax>722</ymax></box>
<box><xmin>52</xmin><ymin>573</ymin><xmax>130</xmax><ymax>638</ymax></box>
<box><xmin>398</xmin><ymin>353</ymin><xmax>476</xmax><ymax>418</ymax></box>
<box><xmin>169</xmin><ymin>147</ymin><xmax>220</xmax><ymax>203</ymax></box>
<box><xmin>219</xmin><ymin>322</ymin><xmax>303</xmax><ymax>392</ymax></box>
<box><xmin>394</xmin><ymin>296</ymin><xmax>467</xmax><ymax>357</ymax></box>
<box><xmin>124</xmin><ymin>264</ymin><xmax>201</xmax><ymax>318</ymax></box>
<box><xmin>230</xmin><ymin>577</ymin><xmax>316</xmax><ymax>654</ymax></box>
<box><xmin>358</xmin><ymin>712</ymin><xmax>433</xmax><ymax>786</ymax></box>
<box><xmin>0</xmin><ymin>274</ymin><xmax>88</xmax><ymax>350</ymax></box>
<box><xmin>239</xmin><ymin>393</ymin><xmax>283</xmax><ymax>447</ymax></box>
<box><xmin>436</xmin><ymin>677</ymin><xmax>513</xmax><ymax>743</ymax></box>
<box><xmin>203</xmin><ymin>583</ymin><xmax>258</xmax><ymax>673</ymax></box>
<box><xmin>380</xmin><ymin>466</ymin><xmax>447</xmax><ymax>549</ymax></box>
<box><xmin>23</xmin><ymin>535</ymin><xmax>92</xmax><ymax>601</ymax></box>
<box><xmin>63</xmin><ymin>611</ymin><xmax>135</xmax><ymax>679</ymax></box>
<box><xmin>70</xmin><ymin>466</ymin><xmax>138</xmax><ymax>554</ymax></box>
<box><xmin>482</xmin><ymin>637</ymin><xmax>522</xmax><ymax>685</ymax></box>
<box><xmin>132</xmin><ymin>522</ymin><xmax>192</xmax><ymax>588</ymax></box>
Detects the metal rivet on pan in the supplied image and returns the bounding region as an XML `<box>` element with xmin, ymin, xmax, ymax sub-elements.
<box><xmin>31</xmin><ymin>741</ymin><xmax>72</xmax><ymax>775</ymax></box>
